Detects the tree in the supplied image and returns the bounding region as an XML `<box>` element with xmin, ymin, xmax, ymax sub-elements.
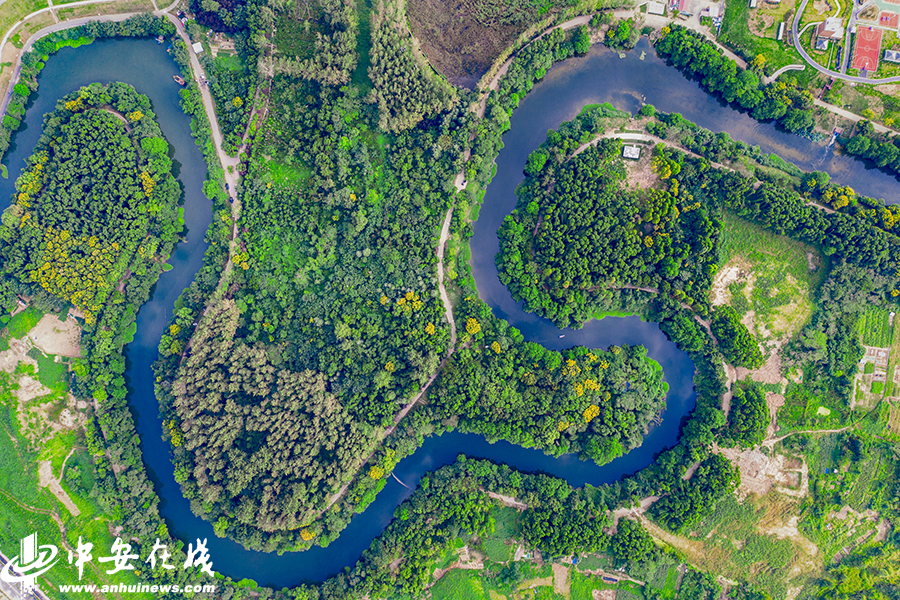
<box><xmin>573</xmin><ymin>25</ymin><xmax>591</xmax><ymax>55</ymax></box>
<box><xmin>610</xmin><ymin>518</ymin><xmax>653</xmax><ymax>563</ymax></box>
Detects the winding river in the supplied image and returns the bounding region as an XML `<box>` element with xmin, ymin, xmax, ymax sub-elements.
<box><xmin>2</xmin><ymin>35</ymin><xmax>899</xmax><ymax>588</ymax></box>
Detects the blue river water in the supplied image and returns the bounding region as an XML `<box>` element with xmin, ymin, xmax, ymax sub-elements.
<box><xmin>1</xmin><ymin>35</ymin><xmax>897</xmax><ymax>588</ymax></box>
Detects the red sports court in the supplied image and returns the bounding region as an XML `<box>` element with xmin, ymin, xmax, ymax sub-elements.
<box><xmin>852</xmin><ymin>27</ymin><xmax>882</xmax><ymax>72</ymax></box>
<box><xmin>880</xmin><ymin>11</ymin><xmax>899</xmax><ymax>27</ymax></box>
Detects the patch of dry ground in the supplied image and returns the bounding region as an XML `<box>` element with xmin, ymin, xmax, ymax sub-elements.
<box><xmin>716</xmin><ymin>446</ymin><xmax>808</xmax><ymax>499</ymax></box>
<box><xmin>610</xmin><ymin>496</ymin><xmax>660</xmax><ymax>530</ymax></box>
<box><xmin>552</xmin><ymin>562</ymin><xmax>570</xmax><ymax>599</ymax></box>
<box><xmin>710</xmin><ymin>259</ymin><xmax>752</xmax><ymax>307</ymax></box>
<box><xmin>888</xmin><ymin>402</ymin><xmax>900</xmax><ymax>435</ymax></box>
<box><xmin>29</xmin><ymin>314</ymin><xmax>81</xmax><ymax>357</ymax></box>
<box><xmin>736</xmin><ymin>343</ymin><xmax>785</xmax><ymax>385</ymax></box>
<box><xmin>592</xmin><ymin>589</ymin><xmax>616</xmax><ymax>600</ymax></box>
<box><xmin>766</xmin><ymin>393</ymin><xmax>786</xmax><ymax>438</ymax></box>
<box><xmin>623</xmin><ymin>145</ymin><xmax>658</xmax><ymax>189</ymax></box>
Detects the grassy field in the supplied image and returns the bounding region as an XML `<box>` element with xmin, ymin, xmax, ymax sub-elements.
<box><xmin>350</xmin><ymin>0</ymin><xmax>373</xmax><ymax>92</ymax></box>
<box><xmin>718</xmin><ymin>211</ymin><xmax>823</xmax><ymax>342</ymax></box>
<box><xmin>884</xmin><ymin>317</ymin><xmax>900</xmax><ymax>397</ymax></box>
<box><xmin>7</xmin><ymin>306</ymin><xmax>44</xmax><ymax>338</ymax></box>
<box><xmin>779</xmin><ymin>381</ymin><xmax>846</xmax><ymax>431</ymax></box>
<box><xmin>654</xmin><ymin>491</ymin><xmax>810</xmax><ymax>598</ymax></box>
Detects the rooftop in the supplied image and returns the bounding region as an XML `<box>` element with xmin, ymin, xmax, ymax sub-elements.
<box><xmin>816</xmin><ymin>17</ymin><xmax>843</xmax><ymax>40</ymax></box>
<box><xmin>623</xmin><ymin>145</ymin><xmax>641</xmax><ymax>159</ymax></box>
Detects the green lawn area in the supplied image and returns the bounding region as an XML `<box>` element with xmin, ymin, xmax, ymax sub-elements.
<box><xmin>27</xmin><ymin>348</ymin><xmax>69</xmax><ymax>392</ymax></box>
<box><xmin>431</xmin><ymin>569</ymin><xmax>489</xmax><ymax>600</ymax></box>
<box><xmin>0</xmin><ymin>0</ymin><xmax>46</xmax><ymax>38</ymax></box>
<box><xmin>6</xmin><ymin>306</ymin><xmax>43</xmax><ymax>338</ymax></box>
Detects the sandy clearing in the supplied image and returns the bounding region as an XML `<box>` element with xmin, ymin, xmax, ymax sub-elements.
<box><xmin>552</xmin><ymin>562</ymin><xmax>570</xmax><ymax>598</ymax></box>
<box><xmin>520</xmin><ymin>576</ymin><xmax>553</xmax><ymax>589</ymax></box>
<box><xmin>622</xmin><ymin>144</ymin><xmax>657</xmax><ymax>189</ymax></box>
<box><xmin>710</xmin><ymin>260</ymin><xmax>752</xmax><ymax>306</ymax></box>
<box><xmin>0</xmin><ymin>337</ymin><xmax>37</xmax><ymax>373</ymax></box>
<box><xmin>763</xmin><ymin>515</ymin><xmax>818</xmax><ymax>557</ymax></box>
<box><xmin>592</xmin><ymin>589</ymin><xmax>616</xmax><ymax>600</ymax></box>
<box><xmin>610</xmin><ymin>496</ymin><xmax>660</xmax><ymax>530</ymax></box>
<box><xmin>736</xmin><ymin>342</ymin><xmax>785</xmax><ymax>385</ymax></box>
<box><xmin>29</xmin><ymin>314</ymin><xmax>81</xmax><ymax>357</ymax></box>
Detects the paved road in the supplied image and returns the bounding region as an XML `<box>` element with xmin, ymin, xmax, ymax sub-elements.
<box><xmin>792</xmin><ymin>0</ymin><xmax>900</xmax><ymax>84</ymax></box>
<box><xmin>765</xmin><ymin>63</ymin><xmax>806</xmax><ymax>84</ymax></box>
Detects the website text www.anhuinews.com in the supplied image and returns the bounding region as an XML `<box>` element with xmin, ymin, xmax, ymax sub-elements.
<box><xmin>58</xmin><ymin>583</ymin><xmax>217</xmax><ymax>594</ymax></box>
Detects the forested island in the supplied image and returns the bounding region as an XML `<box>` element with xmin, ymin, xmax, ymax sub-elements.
<box><xmin>2</xmin><ymin>2</ymin><xmax>900</xmax><ymax>599</ymax></box>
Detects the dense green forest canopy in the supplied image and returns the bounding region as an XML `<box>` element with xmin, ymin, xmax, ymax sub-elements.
<box><xmin>497</xmin><ymin>138</ymin><xmax>720</xmax><ymax>329</ymax></box>
<box><xmin>430</xmin><ymin>297</ymin><xmax>668</xmax><ymax>464</ymax></box>
<box><xmin>8</xmin><ymin>8</ymin><xmax>900</xmax><ymax>600</ymax></box>
<box><xmin>0</xmin><ymin>83</ymin><xmax>181</xmax><ymax>326</ymax></box>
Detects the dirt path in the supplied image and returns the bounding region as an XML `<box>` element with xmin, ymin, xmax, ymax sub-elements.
<box><xmin>487</xmin><ymin>491</ymin><xmax>528</xmax><ymax>510</ymax></box>
<box><xmin>319</xmin><ymin>219</ymin><xmax>460</xmax><ymax>514</ymax></box>
<box><xmin>610</xmin><ymin>495</ymin><xmax>659</xmax><ymax>529</ymax></box>
<box><xmin>437</xmin><ymin>208</ymin><xmax>457</xmax><ymax>353</ymax></box>
<box><xmin>38</xmin><ymin>459</ymin><xmax>80</xmax><ymax>516</ymax></box>
<box><xmin>763</xmin><ymin>426</ymin><xmax>852</xmax><ymax>448</ymax></box>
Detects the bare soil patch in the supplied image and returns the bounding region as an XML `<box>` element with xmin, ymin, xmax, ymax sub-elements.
<box><xmin>592</xmin><ymin>589</ymin><xmax>616</xmax><ymax>600</ymax></box>
<box><xmin>766</xmin><ymin>392</ymin><xmax>785</xmax><ymax>438</ymax></box>
<box><xmin>710</xmin><ymin>259</ymin><xmax>752</xmax><ymax>306</ymax></box>
<box><xmin>750</xmin><ymin>11</ymin><xmax>776</xmax><ymax>37</ymax></box>
<box><xmin>888</xmin><ymin>402</ymin><xmax>900</xmax><ymax>435</ymax></box>
<box><xmin>406</xmin><ymin>0</ymin><xmax>554</xmax><ymax>87</ymax></box>
<box><xmin>487</xmin><ymin>491</ymin><xmax>528</xmax><ymax>510</ymax></box>
<box><xmin>552</xmin><ymin>562</ymin><xmax>570</xmax><ymax>598</ymax></box>
<box><xmin>623</xmin><ymin>147</ymin><xmax>658</xmax><ymax>189</ymax></box>
<box><xmin>736</xmin><ymin>342</ymin><xmax>785</xmax><ymax>384</ymax></box>
<box><xmin>716</xmin><ymin>446</ymin><xmax>808</xmax><ymax>499</ymax></box>
<box><xmin>28</xmin><ymin>314</ymin><xmax>81</xmax><ymax>358</ymax></box>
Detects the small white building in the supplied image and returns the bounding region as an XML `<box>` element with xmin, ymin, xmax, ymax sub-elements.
<box><xmin>623</xmin><ymin>145</ymin><xmax>641</xmax><ymax>160</ymax></box>
<box><xmin>816</xmin><ymin>17</ymin><xmax>843</xmax><ymax>41</ymax></box>
<box><xmin>192</xmin><ymin>42</ymin><xmax>204</xmax><ymax>55</ymax></box>
<box><xmin>750</xmin><ymin>0</ymin><xmax>757</xmax><ymax>8</ymax></box>
<box><xmin>647</xmin><ymin>1</ymin><xmax>665</xmax><ymax>15</ymax></box>
<box><xmin>777</xmin><ymin>22</ymin><xmax>785</xmax><ymax>41</ymax></box>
